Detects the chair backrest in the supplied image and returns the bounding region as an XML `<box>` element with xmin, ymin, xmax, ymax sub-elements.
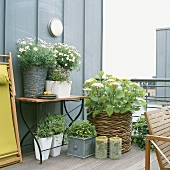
<box><xmin>0</xmin><ymin>52</ymin><xmax>22</xmax><ymax>167</ymax></box>
<box><xmin>144</xmin><ymin>109</ymin><xmax>170</xmax><ymax>169</ymax></box>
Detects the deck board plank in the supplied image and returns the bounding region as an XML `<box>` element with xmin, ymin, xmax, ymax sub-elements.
<box><xmin>2</xmin><ymin>145</ymin><xmax>159</xmax><ymax>170</ymax></box>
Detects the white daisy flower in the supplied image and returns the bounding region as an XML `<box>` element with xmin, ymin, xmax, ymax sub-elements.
<box><xmin>19</xmin><ymin>48</ymin><xmax>24</xmax><ymax>52</ymax></box>
<box><xmin>33</xmin><ymin>47</ymin><xmax>38</xmax><ymax>51</ymax></box>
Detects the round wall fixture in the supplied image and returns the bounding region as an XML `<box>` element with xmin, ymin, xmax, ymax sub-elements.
<box><xmin>48</xmin><ymin>18</ymin><xmax>63</xmax><ymax>37</ymax></box>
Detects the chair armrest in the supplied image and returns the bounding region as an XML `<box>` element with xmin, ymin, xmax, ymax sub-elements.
<box><xmin>146</xmin><ymin>134</ymin><xmax>170</xmax><ymax>142</ymax></box>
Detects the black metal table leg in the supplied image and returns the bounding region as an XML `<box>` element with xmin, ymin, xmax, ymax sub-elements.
<box><xmin>63</xmin><ymin>99</ymin><xmax>84</xmax><ymax>126</ymax></box>
<box><xmin>19</xmin><ymin>101</ymin><xmax>43</xmax><ymax>164</ymax></box>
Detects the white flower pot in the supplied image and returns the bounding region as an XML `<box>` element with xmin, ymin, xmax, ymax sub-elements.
<box><xmin>34</xmin><ymin>137</ymin><xmax>52</xmax><ymax>161</ymax></box>
<box><xmin>50</xmin><ymin>133</ymin><xmax>63</xmax><ymax>157</ymax></box>
<box><xmin>45</xmin><ymin>81</ymin><xmax>72</xmax><ymax>98</ymax></box>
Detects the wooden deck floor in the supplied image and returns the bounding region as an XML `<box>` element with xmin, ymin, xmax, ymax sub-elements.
<box><xmin>3</xmin><ymin>145</ymin><xmax>159</xmax><ymax>170</ymax></box>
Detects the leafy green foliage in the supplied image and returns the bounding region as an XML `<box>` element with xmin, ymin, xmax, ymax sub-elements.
<box><xmin>16</xmin><ymin>37</ymin><xmax>56</xmax><ymax>68</ymax></box>
<box><xmin>132</xmin><ymin>116</ymin><xmax>154</xmax><ymax>151</ymax></box>
<box><xmin>35</xmin><ymin>113</ymin><xmax>66</xmax><ymax>138</ymax></box>
<box><xmin>66</xmin><ymin>120</ymin><xmax>97</xmax><ymax>138</ymax></box>
<box><xmin>83</xmin><ymin>71</ymin><xmax>146</xmax><ymax>117</ymax></box>
<box><xmin>49</xmin><ymin>65</ymin><xmax>70</xmax><ymax>82</ymax></box>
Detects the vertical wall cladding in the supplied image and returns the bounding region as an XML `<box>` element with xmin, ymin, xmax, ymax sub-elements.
<box><xmin>63</xmin><ymin>0</ymin><xmax>84</xmax><ymax>122</ymax></box>
<box><xmin>5</xmin><ymin>0</ymin><xmax>38</xmax><ymax>153</ymax></box>
<box><xmin>156</xmin><ymin>29</ymin><xmax>166</xmax><ymax>97</ymax></box>
<box><xmin>38</xmin><ymin>0</ymin><xmax>63</xmax><ymax>44</ymax></box>
<box><xmin>6</xmin><ymin>0</ymin><xmax>37</xmax><ymax>97</ymax></box>
<box><xmin>166</xmin><ymin>30</ymin><xmax>170</xmax><ymax>98</ymax></box>
<box><xmin>64</xmin><ymin>0</ymin><xmax>84</xmax><ymax>96</ymax></box>
<box><xmin>1</xmin><ymin>0</ymin><xmax>103</xmax><ymax>153</ymax></box>
<box><xmin>84</xmin><ymin>0</ymin><xmax>103</xmax><ymax>80</ymax></box>
<box><xmin>38</xmin><ymin>0</ymin><xmax>63</xmax><ymax>114</ymax></box>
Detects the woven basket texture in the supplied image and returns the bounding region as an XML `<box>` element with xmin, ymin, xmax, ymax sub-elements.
<box><xmin>23</xmin><ymin>66</ymin><xmax>47</xmax><ymax>98</ymax></box>
<box><xmin>87</xmin><ymin>112</ymin><xmax>132</xmax><ymax>154</ymax></box>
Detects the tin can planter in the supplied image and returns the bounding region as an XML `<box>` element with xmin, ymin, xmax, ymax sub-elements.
<box><xmin>50</xmin><ymin>133</ymin><xmax>63</xmax><ymax>157</ymax></box>
<box><xmin>67</xmin><ymin>136</ymin><xmax>95</xmax><ymax>158</ymax></box>
<box><xmin>34</xmin><ymin>137</ymin><xmax>52</xmax><ymax>161</ymax></box>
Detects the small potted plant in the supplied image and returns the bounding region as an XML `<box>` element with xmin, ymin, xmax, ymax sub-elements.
<box><xmin>83</xmin><ymin>71</ymin><xmax>146</xmax><ymax>153</ymax></box>
<box><xmin>46</xmin><ymin>43</ymin><xmax>81</xmax><ymax>98</ymax></box>
<box><xmin>34</xmin><ymin>116</ymin><xmax>53</xmax><ymax>161</ymax></box>
<box><xmin>48</xmin><ymin>113</ymin><xmax>66</xmax><ymax>157</ymax></box>
<box><xmin>66</xmin><ymin>120</ymin><xmax>97</xmax><ymax>158</ymax></box>
<box><xmin>16</xmin><ymin>37</ymin><xmax>56</xmax><ymax>98</ymax></box>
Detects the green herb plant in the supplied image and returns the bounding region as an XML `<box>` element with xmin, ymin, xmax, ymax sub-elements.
<box><xmin>132</xmin><ymin>116</ymin><xmax>154</xmax><ymax>151</ymax></box>
<box><xmin>35</xmin><ymin>113</ymin><xmax>66</xmax><ymax>138</ymax></box>
<box><xmin>48</xmin><ymin>113</ymin><xmax>66</xmax><ymax>135</ymax></box>
<box><xmin>66</xmin><ymin>120</ymin><xmax>97</xmax><ymax>138</ymax></box>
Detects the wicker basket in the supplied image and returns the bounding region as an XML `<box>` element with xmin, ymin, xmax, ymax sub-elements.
<box><xmin>23</xmin><ymin>66</ymin><xmax>47</xmax><ymax>98</ymax></box>
<box><xmin>87</xmin><ymin>112</ymin><xmax>132</xmax><ymax>154</ymax></box>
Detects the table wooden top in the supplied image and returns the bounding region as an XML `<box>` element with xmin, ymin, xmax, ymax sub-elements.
<box><xmin>16</xmin><ymin>95</ymin><xmax>87</xmax><ymax>103</ymax></box>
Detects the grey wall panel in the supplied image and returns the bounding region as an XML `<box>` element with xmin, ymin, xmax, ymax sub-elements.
<box><xmin>63</xmin><ymin>0</ymin><xmax>84</xmax><ymax>122</ymax></box>
<box><xmin>0</xmin><ymin>0</ymin><xmax>103</xmax><ymax>153</ymax></box>
<box><xmin>64</xmin><ymin>0</ymin><xmax>84</xmax><ymax>96</ymax></box>
<box><xmin>156</xmin><ymin>30</ymin><xmax>166</xmax><ymax>78</ymax></box>
<box><xmin>38</xmin><ymin>0</ymin><xmax>63</xmax><ymax>44</ymax></box>
<box><xmin>84</xmin><ymin>0</ymin><xmax>103</xmax><ymax>80</ymax></box>
<box><xmin>156</xmin><ymin>30</ymin><xmax>166</xmax><ymax>97</ymax></box>
<box><xmin>5</xmin><ymin>0</ymin><xmax>38</xmax><ymax>153</ymax></box>
<box><xmin>166</xmin><ymin>30</ymin><xmax>170</xmax><ymax>98</ymax></box>
<box><xmin>0</xmin><ymin>0</ymin><xmax>4</xmax><ymax>55</ymax></box>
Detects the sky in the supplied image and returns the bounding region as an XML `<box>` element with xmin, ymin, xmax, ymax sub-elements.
<box><xmin>103</xmin><ymin>0</ymin><xmax>170</xmax><ymax>78</ymax></box>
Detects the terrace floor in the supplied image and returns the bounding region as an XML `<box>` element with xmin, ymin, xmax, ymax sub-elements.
<box><xmin>3</xmin><ymin>145</ymin><xmax>159</xmax><ymax>170</ymax></box>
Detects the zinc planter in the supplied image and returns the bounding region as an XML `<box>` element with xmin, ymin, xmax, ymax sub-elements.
<box><xmin>45</xmin><ymin>80</ymin><xmax>72</xmax><ymax>98</ymax></box>
<box><xmin>50</xmin><ymin>133</ymin><xmax>63</xmax><ymax>157</ymax></box>
<box><xmin>34</xmin><ymin>137</ymin><xmax>52</xmax><ymax>161</ymax></box>
<box><xmin>67</xmin><ymin>136</ymin><xmax>95</xmax><ymax>158</ymax></box>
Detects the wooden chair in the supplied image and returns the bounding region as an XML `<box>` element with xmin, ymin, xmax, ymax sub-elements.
<box><xmin>0</xmin><ymin>52</ymin><xmax>22</xmax><ymax>167</ymax></box>
<box><xmin>144</xmin><ymin>108</ymin><xmax>170</xmax><ymax>170</ymax></box>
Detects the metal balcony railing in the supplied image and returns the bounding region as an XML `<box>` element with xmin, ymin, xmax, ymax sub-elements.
<box><xmin>130</xmin><ymin>78</ymin><xmax>170</xmax><ymax>122</ymax></box>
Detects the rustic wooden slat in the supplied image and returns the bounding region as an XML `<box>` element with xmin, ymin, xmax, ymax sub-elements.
<box><xmin>152</xmin><ymin>124</ymin><xmax>170</xmax><ymax>134</ymax></box>
<box><xmin>154</xmin><ymin>130</ymin><xmax>170</xmax><ymax>137</ymax></box>
<box><xmin>144</xmin><ymin>109</ymin><xmax>170</xmax><ymax>169</ymax></box>
<box><xmin>16</xmin><ymin>95</ymin><xmax>87</xmax><ymax>103</ymax></box>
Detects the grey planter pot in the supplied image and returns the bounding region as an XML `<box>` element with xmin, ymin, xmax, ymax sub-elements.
<box><xmin>23</xmin><ymin>66</ymin><xmax>48</xmax><ymax>98</ymax></box>
<box><xmin>67</xmin><ymin>136</ymin><xmax>95</xmax><ymax>158</ymax></box>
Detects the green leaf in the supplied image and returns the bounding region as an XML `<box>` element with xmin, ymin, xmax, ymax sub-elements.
<box><xmin>98</xmin><ymin>71</ymin><xmax>104</xmax><ymax>78</ymax></box>
<box><xmin>91</xmin><ymin>96</ymin><xmax>98</xmax><ymax>101</ymax></box>
<box><xmin>92</xmin><ymin>110</ymin><xmax>100</xmax><ymax>117</ymax></box>
<box><xmin>98</xmin><ymin>96</ymin><xmax>106</xmax><ymax>102</ymax></box>
<box><xmin>105</xmin><ymin>86</ymin><xmax>113</xmax><ymax>94</ymax></box>
<box><xmin>106</xmin><ymin>105</ymin><xmax>113</xmax><ymax>116</ymax></box>
<box><xmin>115</xmin><ymin>90</ymin><xmax>124</xmax><ymax>98</ymax></box>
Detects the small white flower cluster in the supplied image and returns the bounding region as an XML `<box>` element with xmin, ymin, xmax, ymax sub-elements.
<box><xmin>91</xmin><ymin>83</ymin><xmax>104</xmax><ymax>88</ymax></box>
<box><xmin>17</xmin><ymin>37</ymin><xmax>53</xmax><ymax>57</ymax></box>
<box><xmin>16</xmin><ymin>37</ymin><xmax>56</xmax><ymax>68</ymax></box>
<box><xmin>53</xmin><ymin>43</ymin><xmax>81</xmax><ymax>71</ymax></box>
